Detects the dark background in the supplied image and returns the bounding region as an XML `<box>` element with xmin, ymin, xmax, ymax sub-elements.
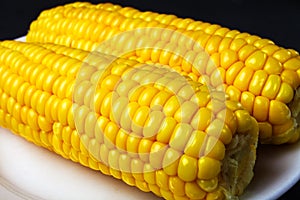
<box><xmin>0</xmin><ymin>0</ymin><xmax>299</xmax><ymax>199</ymax></box>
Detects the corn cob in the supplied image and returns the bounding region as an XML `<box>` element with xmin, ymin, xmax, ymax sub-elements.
<box><xmin>0</xmin><ymin>40</ymin><xmax>258</xmax><ymax>200</ymax></box>
<box><xmin>26</xmin><ymin>2</ymin><xmax>300</xmax><ymax>144</ymax></box>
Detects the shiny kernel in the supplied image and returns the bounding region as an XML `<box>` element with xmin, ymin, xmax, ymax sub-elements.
<box><xmin>27</xmin><ymin>109</ymin><xmax>39</xmax><ymax>131</ymax></box>
<box><xmin>261</xmin><ymin>44</ymin><xmax>280</xmax><ymax>55</ymax></box>
<box><xmin>207</xmin><ymin>118</ymin><xmax>232</xmax><ymax>145</ymax></box>
<box><xmin>197</xmin><ymin>177</ymin><xmax>218</xmax><ymax>193</ymax></box>
<box><xmin>157</xmin><ymin>117</ymin><xmax>177</xmax><ymax>143</ymax></box>
<box><xmin>249</xmin><ymin>70</ymin><xmax>268</xmax><ymax>95</ymax></box>
<box><xmin>235</xmin><ymin>109</ymin><xmax>252</xmax><ymax>132</ymax></box>
<box><xmin>281</xmin><ymin>69</ymin><xmax>300</xmax><ymax>89</ymax></box>
<box><xmin>37</xmin><ymin>116</ymin><xmax>52</xmax><ymax>132</ymax></box>
<box><xmin>126</xmin><ymin>134</ymin><xmax>141</xmax><ymax>155</ymax></box>
<box><xmin>220</xmin><ymin>49</ymin><xmax>238</xmax><ymax>69</ymax></box>
<box><xmin>58</xmin><ymin>99</ymin><xmax>72</xmax><ymax>126</ymax></box>
<box><xmin>258</xmin><ymin>122</ymin><xmax>273</xmax><ymax>139</ymax></box>
<box><xmin>115</xmin><ymin>129</ymin><xmax>128</xmax><ymax>151</ymax></box>
<box><xmin>226</xmin><ymin>85</ymin><xmax>241</xmax><ymax>102</ymax></box>
<box><xmin>16</xmin><ymin>82</ymin><xmax>30</xmax><ymax>106</ymax></box>
<box><xmin>275</xmin><ymin>82</ymin><xmax>294</xmax><ymax>103</ymax></box>
<box><xmin>273</xmin><ymin>49</ymin><xmax>292</xmax><ymax>63</ymax></box>
<box><xmin>225</xmin><ymin>61</ymin><xmax>244</xmax><ymax>85</ymax></box>
<box><xmin>104</xmin><ymin>122</ymin><xmax>119</xmax><ymax>148</ymax></box>
<box><xmin>272</xmin><ymin>118</ymin><xmax>294</xmax><ymax>136</ymax></box>
<box><xmin>131</xmin><ymin>158</ymin><xmax>144</xmax><ymax>179</ymax></box>
<box><xmin>162</xmin><ymin>148</ymin><xmax>181</xmax><ymax>176</ymax></box>
<box><xmin>169</xmin><ymin>176</ymin><xmax>186</xmax><ymax>196</ymax></box>
<box><xmin>206</xmin><ymin>189</ymin><xmax>224</xmax><ymax>200</ymax></box>
<box><xmin>100</xmin><ymin>92</ymin><xmax>113</xmax><ymax>118</ymax></box>
<box><xmin>269</xmin><ymin>100</ymin><xmax>291</xmax><ymax>125</ymax></box>
<box><xmin>185</xmin><ymin>182</ymin><xmax>206</xmax><ymax>199</ymax></box>
<box><xmin>191</xmin><ymin>91</ymin><xmax>210</xmax><ymax>108</ymax></box>
<box><xmin>206</xmin><ymin>53</ymin><xmax>219</xmax><ymax>75</ymax></box>
<box><xmin>143</xmin><ymin>164</ymin><xmax>156</xmax><ymax>184</ymax></box>
<box><xmin>263</xmin><ymin>57</ymin><xmax>282</xmax><ymax>74</ymax></box>
<box><xmin>132</xmin><ymin>106</ymin><xmax>150</xmax><ymax>135</ymax></box>
<box><xmin>182</xmin><ymin>50</ymin><xmax>196</xmax><ymax>73</ymax></box>
<box><xmin>99</xmin><ymin>144</ymin><xmax>109</xmax><ymax>165</ymax></box>
<box><xmin>120</xmin><ymin>102</ymin><xmax>139</xmax><ymax>132</ymax></box>
<box><xmin>128</xmin><ymin>84</ymin><xmax>145</xmax><ymax>102</ymax></box>
<box><xmin>218</xmin><ymin>37</ymin><xmax>233</xmax><ymax>52</ymax></box>
<box><xmin>119</xmin><ymin>154</ymin><xmax>131</xmax><ymax>173</ymax></box>
<box><xmin>184</xmin><ymin>130</ymin><xmax>206</xmax><ymax>158</ymax></box>
<box><xmin>253</xmin><ymin>96</ymin><xmax>270</xmax><ymax>121</ymax></box>
<box><xmin>74</xmin><ymin>105</ymin><xmax>90</xmax><ymax>134</ymax></box>
<box><xmin>163</xmin><ymin>96</ymin><xmax>181</xmax><ymax>117</ymax></box>
<box><xmin>261</xmin><ymin>74</ymin><xmax>281</xmax><ymax>99</ymax></box>
<box><xmin>233</xmin><ymin>66</ymin><xmax>254</xmax><ymax>91</ymax></box>
<box><xmin>84</xmin><ymin>112</ymin><xmax>97</xmax><ymax>138</ymax></box>
<box><xmin>138</xmin><ymin>138</ymin><xmax>153</xmax><ymax>162</ymax></box>
<box><xmin>160</xmin><ymin>189</ymin><xmax>174</xmax><ymax>200</ymax></box>
<box><xmin>138</xmin><ymin>87</ymin><xmax>159</xmax><ymax>106</ymax></box>
<box><xmin>116</xmin><ymin>79</ymin><xmax>138</xmax><ymax>97</ymax></box>
<box><xmin>240</xmin><ymin>91</ymin><xmax>255</xmax><ymax>113</ymax></box>
<box><xmin>205</xmin><ymin>35</ymin><xmax>222</xmax><ymax>54</ymax></box>
<box><xmin>230</xmin><ymin>38</ymin><xmax>248</xmax><ymax>52</ymax></box>
<box><xmin>238</xmin><ymin>44</ymin><xmax>257</xmax><ymax>61</ymax></box>
<box><xmin>101</xmin><ymin>74</ymin><xmax>120</xmax><ymax>91</ymax></box>
<box><xmin>73</xmin><ymin>80</ymin><xmax>91</xmax><ymax>105</ymax></box>
<box><xmin>110</xmin><ymin>96</ymin><xmax>128</xmax><ymax>124</ymax></box>
<box><xmin>205</xmin><ymin>136</ymin><xmax>225</xmax><ymax>160</ymax></box>
<box><xmin>174</xmin><ymin>101</ymin><xmax>198</xmax><ymax>123</ymax></box>
<box><xmin>169</xmin><ymin>123</ymin><xmax>193</xmax><ymax>151</ymax></box>
<box><xmin>156</xmin><ymin>170</ymin><xmax>169</xmax><ymax>190</ymax></box>
<box><xmin>108</xmin><ymin>149</ymin><xmax>120</xmax><ymax>170</ymax></box>
<box><xmin>149</xmin><ymin>142</ymin><xmax>167</xmax><ymax>169</ymax></box>
<box><xmin>198</xmin><ymin>156</ymin><xmax>221</xmax><ymax>180</ymax></box>
<box><xmin>143</xmin><ymin>110</ymin><xmax>165</xmax><ymax>138</ymax></box>
<box><xmin>245</xmin><ymin>50</ymin><xmax>267</xmax><ymax>70</ymax></box>
<box><xmin>191</xmin><ymin>107</ymin><xmax>212</xmax><ymax>131</ymax></box>
<box><xmin>178</xmin><ymin>154</ymin><xmax>198</xmax><ymax>181</ymax></box>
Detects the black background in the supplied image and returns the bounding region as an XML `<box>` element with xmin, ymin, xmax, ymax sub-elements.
<box><xmin>0</xmin><ymin>0</ymin><xmax>299</xmax><ymax>199</ymax></box>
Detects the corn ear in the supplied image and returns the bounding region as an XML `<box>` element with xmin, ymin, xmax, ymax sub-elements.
<box><xmin>26</xmin><ymin>2</ymin><xmax>300</xmax><ymax>144</ymax></box>
<box><xmin>0</xmin><ymin>40</ymin><xmax>258</xmax><ymax>200</ymax></box>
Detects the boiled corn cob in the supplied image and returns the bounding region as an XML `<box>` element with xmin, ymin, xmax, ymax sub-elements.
<box><xmin>0</xmin><ymin>40</ymin><xmax>258</xmax><ymax>200</ymax></box>
<box><xmin>26</xmin><ymin>2</ymin><xmax>300</xmax><ymax>144</ymax></box>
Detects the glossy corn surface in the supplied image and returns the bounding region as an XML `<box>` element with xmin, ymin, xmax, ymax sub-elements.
<box><xmin>26</xmin><ymin>2</ymin><xmax>300</xmax><ymax>144</ymax></box>
<box><xmin>0</xmin><ymin>40</ymin><xmax>258</xmax><ymax>200</ymax></box>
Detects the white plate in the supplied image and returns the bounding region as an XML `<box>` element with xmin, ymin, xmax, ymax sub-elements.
<box><xmin>0</xmin><ymin>37</ymin><xmax>299</xmax><ymax>200</ymax></box>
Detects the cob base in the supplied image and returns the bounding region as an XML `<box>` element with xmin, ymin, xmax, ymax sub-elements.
<box><xmin>221</xmin><ymin>129</ymin><xmax>257</xmax><ymax>198</ymax></box>
<box><xmin>287</xmin><ymin>87</ymin><xmax>300</xmax><ymax>143</ymax></box>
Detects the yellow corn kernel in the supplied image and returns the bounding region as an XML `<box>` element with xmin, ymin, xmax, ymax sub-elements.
<box><xmin>269</xmin><ymin>100</ymin><xmax>291</xmax><ymax>125</ymax></box>
<box><xmin>240</xmin><ymin>91</ymin><xmax>255</xmax><ymax>113</ymax></box>
<box><xmin>261</xmin><ymin>74</ymin><xmax>281</xmax><ymax>99</ymax></box>
<box><xmin>169</xmin><ymin>176</ymin><xmax>186</xmax><ymax>197</ymax></box>
<box><xmin>225</xmin><ymin>61</ymin><xmax>244</xmax><ymax>85</ymax></box>
<box><xmin>275</xmin><ymin>82</ymin><xmax>294</xmax><ymax>104</ymax></box>
<box><xmin>253</xmin><ymin>96</ymin><xmax>269</xmax><ymax>122</ymax></box>
<box><xmin>197</xmin><ymin>156</ymin><xmax>221</xmax><ymax>180</ymax></box>
<box><xmin>245</xmin><ymin>50</ymin><xmax>267</xmax><ymax>70</ymax></box>
<box><xmin>233</xmin><ymin>66</ymin><xmax>254</xmax><ymax>91</ymax></box>
<box><xmin>263</xmin><ymin>57</ymin><xmax>282</xmax><ymax>74</ymax></box>
<box><xmin>178</xmin><ymin>154</ymin><xmax>198</xmax><ymax>182</ymax></box>
<box><xmin>258</xmin><ymin>122</ymin><xmax>273</xmax><ymax>140</ymax></box>
<box><xmin>197</xmin><ymin>177</ymin><xmax>218</xmax><ymax>193</ymax></box>
<box><xmin>248</xmin><ymin>70</ymin><xmax>268</xmax><ymax>96</ymax></box>
<box><xmin>185</xmin><ymin>182</ymin><xmax>206</xmax><ymax>199</ymax></box>
<box><xmin>281</xmin><ymin>69</ymin><xmax>300</xmax><ymax>89</ymax></box>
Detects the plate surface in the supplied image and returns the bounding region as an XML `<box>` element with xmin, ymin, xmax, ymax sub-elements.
<box><xmin>0</xmin><ymin>37</ymin><xmax>299</xmax><ymax>200</ymax></box>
